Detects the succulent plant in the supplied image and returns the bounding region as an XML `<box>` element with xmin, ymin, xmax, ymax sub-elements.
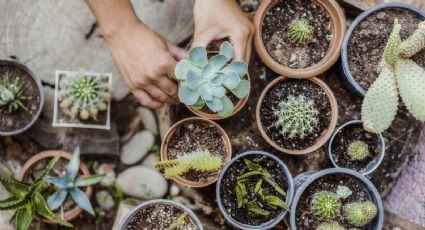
<box><xmin>344</xmin><ymin>201</ymin><xmax>378</xmax><ymax>227</ymax></box>
<box><xmin>275</xmin><ymin>95</ymin><xmax>319</xmax><ymax>139</ymax></box>
<box><xmin>155</xmin><ymin>150</ymin><xmax>222</xmax><ymax>179</ymax></box>
<box><xmin>316</xmin><ymin>222</ymin><xmax>344</xmax><ymax>230</ymax></box>
<box><xmin>45</xmin><ymin>147</ymin><xmax>103</xmax><ymax>215</ymax></box>
<box><xmin>167</xmin><ymin>212</ymin><xmax>188</xmax><ymax>230</ymax></box>
<box><xmin>288</xmin><ymin>19</ymin><xmax>314</xmax><ymax>44</ymax></box>
<box><xmin>59</xmin><ymin>74</ymin><xmax>111</xmax><ymax>120</ymax></box>
<box><xmin>362</xmin><ymin>19</ymin><xmax>425</xmax><ymax>133</ymax></box>
<box><xmin>0</xmin><ymin>156</ymin><xmax>72</xmax><ymax>230</ymax></box>
<box><xmin>311</xmin><ymin>191</ymin><xmax>341</xmax><ymax>220</ymax></box>
<box><xmin>347</xmin><ymin>140</ymin><xmax>370</xmax><ymax>161</ymax></box>
<box><xmin>336</xmin><ymin>185</ymin><xmax>353</xmax><ymax>199</ymax></box>
<box><xmin>175</xmin><ymin>41</ymin><xmax>250</xmax><ymax>117</ymax></box>
<box><xmin>0</xmin><ymin>73</ymin><xmax>27</xmax><ymax>112</ymax></box>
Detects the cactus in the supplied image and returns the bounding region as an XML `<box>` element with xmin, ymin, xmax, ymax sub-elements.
<box><xmin>311</xmin><ymin>191</ymin><xmax>341</xmax><ymax>220</ymax></box>
<box><xmin>344</xmin><ymin>201</ymin><xmax>378</xmax><ymax>227</ymax></box>
<box><xmin>347</xmin><ymin>140</ymin><xmax>370</xmax><ymax>161</ymax></box>
<box><xmin>316</xmin><ymin>222</ymin><xmax>344</xmax><ymax>230</ymax></box>
<box><xmin>0</xmin><ymin>73</ymin><xmax>27</xmax><ymax>112</ymax></box>
<box><xmin>275</xmin><ymin>95</ymin><xmax>319</xmax><ymax>139</ymax></box>
<box><xmin>336</xmin><ymin>185</ymin><xmax>353</xmax><ymax>199</ymax></box>
<box><xmin>58</xmin><ymin>74</ymin><xmax>111</xmax><ymax>120</ymax></box>
<box><xmin>400</xmin><ymin>21</ymin><xmax>425</xmax><ymax>57</ymax></box>
<box><xmin>175</xmin><ymin>41</ymin><xmax>250</xmax><ymax>117</ymax></box>
<box><xmin>288</xmin><ymin>20</ymin><xmax>314</xmax><ymax>44</ymax></box>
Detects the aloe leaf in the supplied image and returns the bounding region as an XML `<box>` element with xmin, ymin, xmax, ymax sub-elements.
<box><xmin>189</xmin><ymin>47</ymin><xmax>208</xmax><ymax>67</ymax></box>
<box><xmin>219</xmin><ymin>41</ymin><xmax>234</xmax><ymax>60</ymax></box>
<box><xmin>217</xmin><ymin>95</ymin><xmax>234</xmax><ymax>117</ymax></box>
<box><xmin>264</xmin><ymin>195</ymin><xmax>289</xmax><ymax>211</ymax></box>
<box><xmin>0</xmin><ymin>176</ymin><xmax>29</xmax><ymax>197</ymax></box>
<box><xmin>14</xmin><ymin>206</ymin><xmax>33</xmax><ymax>230</ymax></box>
<box><xmin>47</xmin><ymin>189</ymin><xmax>68</xmax><ymax>211</ymax></box>
<box><xmin>67</xmin><ymin>147</ymin><xmax>81</xmax><ymax>180</ymax></box>
<box><xmin>70</xmin><ymin>187</ymin><xmax>95</xmax><ymax>216</ymax></box>
<box><xmin>230</xmin><ymin>79</ymin><xmax>250</xmax><ymax>99</ymax></box>
<box><xmin>0</xmin><ymin>196</ymin><xmax>28</xmax><ymax>210</ymax></box>
<box><xmin>254</xmin><ymin>179</ymin><xmax>263</xmax><ymax>193</ymax></box>
<box><xmin>75</xmin><ymin>175</ymin><xmax>104</xmax><ymax>187</ymax></box>
<box><xmin>44</xmin><ymin>176</ymin><xmax>68</xmax><ymax>188</ymax></box>
<box><xmin>263</xmin><ymin>176</ymin><xmax>286</xmax><ymax>196</ymax></box>
<box><xmin>34</xmin><ymin>156</ymin><xmax>60</xmax><ymax>185</ymax></box>
<box><xmin>246</xmin><ymin>201</ymin><xmax>270</xmax><ymax>216</ymax></box>
<box><xmin>34</xmin><ymin>193</ymin><xmax>72</xmax><ymax>227</ymax></box>
<box><xmin>236</xmin><ymin>181</ymin><xmax>246</xmax><ymax>208</ymax></box>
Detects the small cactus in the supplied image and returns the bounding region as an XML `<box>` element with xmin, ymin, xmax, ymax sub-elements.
<box><xmin>316</xmin><ymin>222</ymin><xmax>344</xmax><ymax>230</ymax></box>
<box><xmin>288</xmin><ymin>20</ymin><xmax>314</xmax><ymax>44</ymax></box>
<box><xmin>347</xmin><ymin>140</ymin><xmax>370</xmax><ymax>161</ymax></box>
<box><xmin>275</xmin><ymin>95</ymin><xmax>319</xmax><ymax>139</ymax></box>
<box><xmin>344</xmin><ymin>201</ymin><xmax>378</xmax><ymax>227</ymax></box>
<box><xmin>336</xmin><ymin>185</ymin><xmax>353</xmax><ymax>199</ymax></box>
<box><xmin>0</xmin><ymin>73</ymin><xmax>27</xmax><ymax>112</ymax></box>
<box><xmin>311</xmin><ymin>191</ymin><xmax>341</xmax><ymax>220</ymax></box>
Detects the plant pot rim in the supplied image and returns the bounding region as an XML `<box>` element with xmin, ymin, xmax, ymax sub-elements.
<box><xmin>253</xmin><ymin>0</ymin><xmax>346</xmax><ymax>78</ymax></box>
<box><xmin>215</xmin><ymin>151</ymin><xmax>294</xmax><ymax>230</ymax></box>
<box><xmin>117</xmin><ymin>199</ymin><xmax>203</xmax><ymax>230</ymax></box>
<box><xmin>18</xmin><ymin>150</ymin><xmax>92</xmax><ymax>224</ymax></box>
<box><xmin>255</xmin><ymin>76</ymin><xmax>338</xmax><ymax>155</ymax></box>
<box><xmin>289</xmin><ymin>168</ymin><xmax>384</xmax><ymax>230</ymax></box>
<box><xmin>327</xmin><ymin>120</ymin><xmax>386</xmax><ymax>175</ymax></box>
<box><xmin>0</xmin><ymin>58</ymin><xmax>45</xmax><ymax>136</ymax></box>
<box><xmin>160</xmin><ymin>117</ymin><xmax>232</xmax><ymax>187</ymax></box>
<box><xmin>340</xmin><ymin>2</ymin><xmax>425</xmax><ymax>97</ymax></box>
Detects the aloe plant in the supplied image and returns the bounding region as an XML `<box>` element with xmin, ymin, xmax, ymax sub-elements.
<box><xmin>175</xmin><ymin>41</ymin><xmax>250</xmax><ymax>116</ymax></box>
<box><xmin>45</xmin><ymin>147</ymin><xmax>103</xmax><ymax>215</ymax></box>
<box><xmin>0</xmin><ymin>73</ymin><xmax>27</xmax><ymax>112</ymax></box>
<box><xmin>0</xmin><ymin>156</ymin><xmax>72</xmax><ymax>230</ymax></box>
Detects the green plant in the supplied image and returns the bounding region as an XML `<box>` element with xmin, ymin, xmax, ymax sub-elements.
<box><xmin>175</xmin><ymin>41</ymin><xmax>250</xmax><ymax>116</ymax></box>
<box><xmin>311</xmin><ymin>191</ymin><xmax>341</xmax><ymax>220</ymax></box>
<box><xmin>45</xmin><ymin>147</ymin><xmax>103</xmax><ymax>215</ymax></box>
<box><xmin>336</xmin><ymin>185</ymin><xmax>352</xmax><ymax>199</ymax></box>
<box><xmin>288</xmin><ymin>19</ymin><xmax>314</xmax><ymax>44</ymax></box>
<box><xmin>59</xmin><ymin>74</ymin><xmax>111</xmax><ymax>120</ymax></box>
<box><xmin>347</xmin><ymin>140</ymin><xmax>370</xmax><ymax>161</ymax></box>
<box><xmin>275</xmin><ymin>95</ymin><xmax>319</xmax><ymax>139</ymax></box>
<box><xmin>362</xmin><ymin>19</ymin><xmax>425</xmax><ymax>133</ymax></box>
<box><xmin>344</xmin><ymin>201</ymin><xmax>378</xmax><ymax>227</ymax></box>
<box><xmin>155</xmin><ymin>150</ymin><xmax>222</xmax><ymax>179</ymax></box>
<box><xmin>0</xmin><ymin>156</ymin><xmax>72</xmax><ymax>230</ymax></box>
<box><xmin>167</xmin><ymin>212</ymin><xmax>188</xmax><ymax>230</ymax></box>
<box><xmin>316</xmin><ymin>222</ymin><xmax>344</xmax><ymax>230</ymax></box>
<box><xmin>0</xmin><ymin>73</ymin><xmax>27</xmax><ymax>112</ymax></box>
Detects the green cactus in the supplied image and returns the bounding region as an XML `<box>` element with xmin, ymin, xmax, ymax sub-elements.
<box><xmin>316</xmin><ymin>222</ymin><xmax>344</xmax><ymax>230</ymax></box>
<box><xmin>0</xmin><ymin>73</ymin><xmax>27</xmax><ymax>112</ymax></box>
<box><xmin>344</xmin><ymin>201</ymin><xmax>378</xmax><ymax>227</ymax></box>
<box><xmin>288</xmin><ymin>20</ymin><xmax>314</xmax><ymax>44</ymax></box>
<box><xmin>311</xmin><ymin>191</ymin><xmax>341</xmax><ymax>220</ymax></box>
<box><xmin>400</xmin><ymin>21</ymin><xmax>425</xmax><ymax>57</ymax></box>
<box><xmin>167</xmin><ymin>212</ymin><xmax>188</xmax><ymax>230</ymax></box>
<box><xmin>275</xmin><ymin>95</ymin><xmax>319</xmax><ymax>139</ymax></box>
<box><xmin>347</xmin><ymin>140</ymin><xmax>370</xmax><ymax>161</ymax></box>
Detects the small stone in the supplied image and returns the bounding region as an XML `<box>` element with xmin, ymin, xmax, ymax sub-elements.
<box><xmin>6</xmin><ymin>143</ymin><xmax>22</xmax><ymax>156</ymax></box>
<box><xmin>6</xmin><ymin>119</ymin><xmax>13</xmax><ymax>127</ymax></box>
<box><xmin>289</xmin><ymin>53</ymin><xmax>297</xmax><ymax>63</ymax></box>
<box><xmin>97</xmin><ymin>163</ymin><xmax>116</xmax><ymax>187</ymax></box>
<box><xmin>141</xmin><ymin>153</ymin><xmax>159</xmax><ymax>169</ymax></box>
<box><xmin>170</xmin><ymin>183</ymin><xmax>180</xmax><ymax>197</ymax></box>
<box><xmin>137</xmin><ymin>107</ymin><xmax>158</xmax><ymax>134</ymax></box>
<box><xmin>121</xmin><ymin>130</ymin><xmax>155</xmax><ymax>165</ymax></box>
<box><xmin>377</xmin><ymin>12</ymin><xmax>386</xmax><ymax>19</ymax></box>
<box><xmin>96</xmin><ymin>190</ymin><xmax>115</xmax><ymax>211</ymax></box>
<box><xmin>117</xmin><ymin>166</ymin><xmax>167</xmax><ymax>199</ymax></box>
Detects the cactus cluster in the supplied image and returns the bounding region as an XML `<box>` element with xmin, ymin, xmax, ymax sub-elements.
<box><xmin>0</xmin><ymin>73</ymin><xmax>27</xmax><ymax>112</ymax></box>
<box><xmin>347</xmin><ymin>140</ymin><xmax>370</xmax><ymax>161</ymax></box>
<box><xmin>275</xmin><ymin>95</ymin><xmax>319</xmax><ymax>139</ymax></box>
<box><xmin>344</xmin><ymin>201</ymin><xmax>378</xmax><ymax>227</ymax></box>
<box><xmin>288</xmin><ymin>19</ymin><xmax>314</xmax><ymax>44</ymax></box>
<box><xmin>175</xmin><ymin>41</ymin><xmax>250</xmax><ymax>117</ymax></box>
<box><xmin>362</xmin><ymin>19</ymin><xmax>425</xmax><ymax>133</ymax></box>
<box><xmin>316</xmin><ymin>221</ymin><xmax>344</xmax><ymax>230</ymax></box>
<box><xmin>311</xmin><ymin>191</ymin><xmax>341</xmax><ymax>220</ymax></box>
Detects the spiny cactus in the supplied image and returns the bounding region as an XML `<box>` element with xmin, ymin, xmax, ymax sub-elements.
<box><xmin>0</xmin><ymin>73</ymin><xmax>27</xmax><ymax>112</ymax></box>
<box><xmin>175</xmin><ymin>41</ymin><xmax>250</xmax><ymax>117</ymax></box>
<box><xmin>316</xmin><ymin>222</ymin><xmax>344</xmax><ymax>230</ymax></box>
<box><xmin>59</xmin><ymin>74</ymin><xmax>111</xmax><ymax>120</ymax></box>
<box><xmin>400</xmin><ymin>21</ymin><xmax>425</xmax><ymax>57</ymax></box>
<box><xmin>155</xmin><ymin>150</ymin><xmax>222</xmax><ymax>179</ymax></box>
<box><xmin>311</xmin><ymin>191</ymin><xmax>341</xmax><ymax>220</ymax></box>
<box><xmin>275</xmin><ymin>95</ymin><xmax>319</xmax><ymax>139</ymax></box>
<box><xmin>288</xmin><ymin>20</ymin><xmax>314</xmax><ymax>44</ymax></box>
<box><xmin>347</xmin><ymin>140</ymin><xmax>370</xmax><ymax>161</ymax></box>
<box><xmin>344</xmin><ymin>201</ymin><xmax>378</xmax><ymax>227</ymax></box>
<box><xmin>336</xmin><ymin>185</ymin><xmax>352</xmax><ymax>199</ymax></box>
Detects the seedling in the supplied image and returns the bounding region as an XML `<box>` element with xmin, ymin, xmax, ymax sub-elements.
<box><xmin>0</xmin><ymin>72</ymin><xmax>27</xmax><ymax>112</ymax></box>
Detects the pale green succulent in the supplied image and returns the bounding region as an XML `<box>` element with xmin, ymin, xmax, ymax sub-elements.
<box><xmin>347</xmin><ymin>140</ymin><xmax>370</xmax><ymax>161</ymax></box>
<box><xmin>311</xmin><ymin>191</ymin><xmax>341</xmax><ymax>220</ymax></box>
<box><xmin>316</xmin><ymin>222</ymin><xmax>344</xmax><ymax>230</ymax></box>
<box><xmin>288</xmin><ymin>20</ymin><xmax>314</xmax><ymax>44</ymax></box>
<box><xmin>175</xmin><ymin>41</ymin><xmax>250</xmax><ymax>117</ymax></box>
<box><xmin>344</xmin><ymin>201</ymin><xmax>377</xmax><ymax>227</ymax></box>
<box><xmin>336</xmin><ymin>185</ymin><xmax>352</xmax><ymax>199</ymax></box>
<box><xmin>0</xmin><ymin>73</ymin><xmax>27</xmax><ymax>112</ymax></box>
<box><xmin>400</xmin><ymin>21</ymin><xmax>425</xmax><ymax>57</ymax></box>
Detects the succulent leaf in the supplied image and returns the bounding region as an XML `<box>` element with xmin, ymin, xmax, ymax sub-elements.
<box><xmin>199</xmin><ymin>84</ymin><xmax>214</xmax><ymax>101</ymax></box>
<box><xmin>14</xmin><ymin>206</ymin><xmax>33</xmax><ymax>230</ymax></box>
<box><xmin>0</xmin><ymin>73</ymin><xmax>27</xmax><ymax>113</ymax></box>
<box><xmin>167</xmin><ymin>212</ymin><xmax>188</xmax><ymax>230</ymax></box>
<box><xmin>336</xmin><ymin>185</ymin><xmax>353</xmax><ymax>199</ymax></box>
<box><xmin>175</xmin><ymin>60</ymin><xmax>201</xmax><ymax>80</ymax></box>
<box><xmin>206</xmin><ymin>98</ymin><xmax>224</xmax><ymax>112</ymax></box>
<box><xmin>44</xmin><ymin>176</ymin><xmax>68</xmax><ymax>188</ymax></box>
<box><xmin>219</xmin><ymin>41</ymin><xmax>234</xmax><ymax>60</ymax></box>
<box><xmin>230</xmin><ymin>79</ymin><xmax>250</xmax><ymax>99</ymax></box>
<box><xmin>246</xmin><ymin>201</ymin><xmax>270</xmax><ymax>216</ymax></box>
<box><xmin>400</xmin><ymin>21</ymin><xmax>425</xmax><ymax>58</ymax></box>
<box><xmin>70</xmin><ymin>187</ymin><xmax>95</xmax><ymax>216</ymax></box>
<box><xmin>222</xmin><ymin>61</ymin><xmax>248</xmax><ymax>77</ymax></box>
<box><xmin>217</xmin><ymin>95</ymin><xmax>234</xmax><ymax>117</ymax></box>
<box><xmin>46</xmin><ymin>189</ymin><xmax>68</xmax><ymax>210</ymax></box>
<box><xmin>75</xmin><ymin>175</ymin><xmax>104</xmax><ymax>187</ymax></box>
<box><xmin>211</xmin><ymin>54</ymin><xmax>229</xmax><ymax>70</ymax></box>
<box><xmin>222</xmin><ymin>71</ymin><xmax>241</xmax><ymax>89</ymax></box>
<box><xmin>67</xmin><ymin>146</ymin><xmax>81</xmax><ymax>180</ymax></box>
<box><xmin>35</xmin><ymin>193</ymin><xmax>72</xmax><ymax>227</ymax></box>
<box><xmin>185</xmin><ymin>70</ymin><xmax>202</xmax><ymax>90</ymax></box>
<box><xmin>381</xmin><ymin>19</ymin><xmax>401</xmax><ymax>68</ymax></box>
<box><xmin>0</xmin><ymin>177</ymin><xmax>29</xmax><ymax>198</ymax></box>
<box><xmin>189</xmin><ymin>47</ymin><xmax>208</xmax><ymax>67</ymax></box>
<box><xmin>179</xmin><ymin>84</ymin><xmax>200</xmax><ymax>105</ymax></box>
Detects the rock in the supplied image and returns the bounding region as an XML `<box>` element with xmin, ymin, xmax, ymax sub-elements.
<box><xmin>96</xmin><ymin>163</ymin><xmax>116</xmax><ymax>187</ymax></box>
<box><xmin>170</xmin><ymin>183</ymin><xmax>180</xmax><ymax>197</ymax></box>
<box><xmin>116</xmin><ymin>166</ymin><xmax>167</xmax><ymax>199</ymax></box>
<box><xmin>121</xmin><ymin>130</ymin><xmax>155</xmax><ymax>165</ymax></box>
<box><xmin>137</xmin><ymin>107</ymin><xmax>158</xmax><ymax>134</ymax></box>
<box><xmin>42</xmin><ymin>85</ymin><xmax>55</xmax><ymax>120</ymax></box>
<box><xmin>377</xmin><ymin>12</ymin><xmax>386</xmax><ymax>20</ymax></box>
<box><xmin>140</xmin><ymin>153</ymin><xmax>160</xmax><ymax>169</ymax></box>
<box><xmin>96</xmin><ymin>190</ymin><xmax>115</xmax><ymax>211</ymax></box>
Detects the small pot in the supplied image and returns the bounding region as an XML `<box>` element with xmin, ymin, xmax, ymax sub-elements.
<box><xmin>118</xmin><ymin>199</ymin><xmax>203</xmax><ymax>230</ymax></box>
<box><xmin>0</xmin><ymin>58</ymin><xmax>44</xmax><ymax>136</ymax></box>
<box><xmin>256</xmin><ymin>76</ymin><xmax>338</xmax><ymax>155</ymax></box>
<box><xmin>160</xmin><ymin>117</ymin><xmax>232</xmax><ymax>187</ymax></box>
<box><xmin>216</xmin><ymin>151</ymin><xmax>294</xmax><ymax>230</ymax></box>
<box><xmin>327</xmin><ymin>120</ymin><xmax>386</xmax><ymax>175</ymax></box>
<box><xmin>18</xmin><ymin>150</ymin><xmax>92</xmax><ymax>224</ymax></box>
<box><xmin>290</xmin><ymin>168</ymin><xmax>384</xmax><ymax>230</ymax></box>
<box><xmin>340</xmin><ymin>2</ymin><xmax>425</xmax><ymax>97</ymax></box>
<box><xmin>253</xmin><ymin>0</ymin><xmax>346</xmax><ymax>78</ymax></box>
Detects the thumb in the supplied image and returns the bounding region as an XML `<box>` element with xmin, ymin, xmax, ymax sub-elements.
<box><xmin>166</xmin><ymin>42</ymin><xmax>188</xmax><ymax>61</ymax></box>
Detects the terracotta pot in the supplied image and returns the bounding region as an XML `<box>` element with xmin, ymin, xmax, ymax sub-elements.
<box><xmin>253</xmin><ymin>0</ymin><xmax>346</xmax><ymax>78</ymax></box>
<box><xmin>160</xmin><ymin>117</ymin><xmax>232</xmax><ymax>187</ymax></box>
<box><xmin>18</xmin><ymin>150</ymin><xmax>92</xmax><ymax>224</ymax></box>
<box><xmin>256</xmin><ymin>76</ymin><xmax>338</xmax><ymax>155</ymax></box>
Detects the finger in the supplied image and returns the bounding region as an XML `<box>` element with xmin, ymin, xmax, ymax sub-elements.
<box><xmin>245</xmin><ymin>33</ymin><xmax>253</xmax><ymax>63</ymax></box>
<box><xmin>154</xmin><ymin>76</ymin><xmax>179</xmax><ymax>101</ymax></box>
<box><xmin>166</xmin><ymin>42</ymin><xmax>188</xmax><ymax>61</ymax></box>
<box><xmin>191</xmin><ymin>32</ymin><xmax>213</xmax><ymax>49</ymax></box>
<box><xmin>133</xmin><ymin>89</ymin><xmax>163</xmax><ymax>109</ymax></box>
<box><xmin>145</xmin><ymin>85</ymin><xmax>178</xmax><ymax>105</ymax></box>
<box><xmin>232</xmin><ymin>34</ymin><xmax>248</xmax><ymax>62</ymax></box>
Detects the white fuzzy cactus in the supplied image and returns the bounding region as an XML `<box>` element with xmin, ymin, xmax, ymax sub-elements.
<box><xmin>400</xmin><ymin>21</ymin><xmax>425</xmax><ymax>58</ymax></box>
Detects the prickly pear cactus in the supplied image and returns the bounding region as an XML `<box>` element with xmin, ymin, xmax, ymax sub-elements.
<box><xmin>400</xmin><ymin>21</ymin><xmax>425</xmax><ymax>58</ymax></box>
<box><xmin>382</xmin><ymin>19</ymin><xmax>401</xmax><ymax>68</ymax></box>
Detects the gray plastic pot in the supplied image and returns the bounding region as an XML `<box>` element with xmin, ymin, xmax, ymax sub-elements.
<box><xmin>216</xmin><ymin>151</ymin><xmax>294</xmax><ymax>230</ymax></box>
<box><xmin>118</xmin><ymin>199</ymin><xmax>203</xmax><ymax>230</ymax></box>
<box><xmin>328</xmin><ymin>120</ymin><xmax>385</xmax><ymax>175</ymax></box>
<box><xmin>290</xmin><ymin>168</ymin><xmax>384</xmax><ymax>230</ymax></box>
<box><xmin>340</xmin><ymin>2</ymin><xmax>425</xmax><ymax>97</ymax></box>
<box><xmin>0</xmin><ymin>58</ymin><xmax>44</xmax><ymax>136</ymax></box>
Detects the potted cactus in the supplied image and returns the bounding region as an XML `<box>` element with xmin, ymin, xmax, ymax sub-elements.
<box><xmin>175</xmin><ymin>41</ymin><xmax>251</xmax><ymax>120</ymax></box>
<box><xmin>256</xmin><ymin>76</ymin><xmax>338</xmax><ymax>155</ymax></box>
<box><xmin>53</xmin><ymin>70</ymin><xmax>112</xmax><ymax>129</ymax></box>
<box><xmin>160</xmin><ymin>117</ymin><xmax>232</xmax><ymax>187</ymax></box>
<box><xmin>0</xmin><ymin>58</ymin><xmax>44</xmax><ymax>136</ymax></box>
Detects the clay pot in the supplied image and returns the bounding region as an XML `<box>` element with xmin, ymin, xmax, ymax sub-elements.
<box><xmin>160</xmin><ymin>117</ymin><xmax>232</xmax><ymax>187</ymax></box>
<box><xmin>18</xmin><ymin>150</ymin><xmax>92</xmax><ymax>224</ymax></box>
<box><xmin>256</xmin><ymin>76</ymin><xmax>338</xmax><ymax>155</ymax></box>
<box><xmin>253</xmin><ymin>0</ymin><xmax>346</xmax><ymax>78</ymax></box>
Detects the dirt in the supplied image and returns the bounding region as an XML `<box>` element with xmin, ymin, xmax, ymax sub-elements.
<box><xmin>259</xmin><ymin>79</ymin><xmax>331</xmax><ymax>150</ymax></box>
<box><xmin>125</xmin><ymin>204</ymin><xmax>196</xmax><ymax>230</ymax></box>
<box><xmin>219</xmin><ymin>155</ymin><xmax>289</xmax><ymax>226</ymax></box>
<box><xmin>331</xmin><ymin>123</ymin><xmax>381</xmax><ymax>173</ymax></box>
<box><xmin>262</xmin><ymin>0</ymin><xmax>332</xmax><ymax>69</ymax></box>
<box><xmin>0</xmin><ymin>63</ymin><xmax>41</xmax><ymax>133</ymax></box>
<box><xmin>166</xmin><ymin>120</ymin><xmax>227</xmax><ymax>183</ymax></box>
<box><xmin>348</xmin><ymin>8</ymin><xmax>425</xmax><ymax>90</ymax></box>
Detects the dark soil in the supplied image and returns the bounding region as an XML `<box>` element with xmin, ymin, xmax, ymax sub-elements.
<box><xmin>262</xmin><ymin>0</ymin><xmax>332</xmax><ymax>69</ymax></box>
<box><xmin>296</xmin><ymin>174</ymin><xmax>378</xmax><ymax>229</ymax></box>
<box><xmin>348</xmin><ymin>8</ymin><xmax>425</xmax><ymax>90</ymax></box>
<box><xmin>166</xmin><ymin>120</ymin><xmax>227</xmax><ymax>183</ymax></box>
<box><xmin>220</xmin><ymin>155</ymin><xmax>288</xmax><ymax>226</ymax></box>
<box><xmin>0</xmin><ymin>63</ymin><xmax>41</xmax><ymax>133</ymax></box>
<box><xmin>331</xmin><ymin>123</ymin><xmax>381</xmax><ymax>173</ymax></box>
<box><xmin>259</xmin><ymin>79</ymin><xmax>331</xmax><ymax>150</ymax></box>
<box><xmin>125</xmin><ymin>204</ymin><xmax>196</xmax><ymax>230</ymax></box>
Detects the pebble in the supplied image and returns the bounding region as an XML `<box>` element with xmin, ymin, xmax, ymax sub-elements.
<box><xmin>137</xmin><ymin>107</ymin><xmax>158</xmax><ymax>134</ymax></box>
<box><xmin>140</xmin><ymin>153</ymin><xmax>159</xmax><ymax>169</ymax></box>
<box><xmin>96</xmin><ymin>190</ymin><xmax>115</xmax><ymax>211</ymax></box>
<box><xmin>377</xmin><ymin>12</ymin><xmax>386</xmax><ymax>19</ymax></box>
<box><xmin>121</xmin><ymin>130</ymin><xmax>155</xmax><ymax>165</ymax></box>
<box><xmin>97</xmin><ymin>163</ymin><xmax>116</xmax><ymax>187</ymax></box>
<box><xmin>170</xmin><ymin>183</ymin><xmax>180</xmax><ymax>197</ymax></box>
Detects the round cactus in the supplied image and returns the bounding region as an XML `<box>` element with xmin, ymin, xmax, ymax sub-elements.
<box><xmin>344</xmin><ymin>201</ymin><xmax>377</xmax><ymax>227</ymax></box>
<box><xmin>0</xmin><ymin>73</ymin><xmax>27</xmax><ymax>112</ymax></box>
<box><xmin>288</xmin><ymin>20</ymin><xmax>313</xmax><ymax>44</ymax></box>
<box><xmin>311</xmin><ymin>191</ymin><xmax>341</xmax><ymax>220</ymax></box>
<box><xmin>316</xmin><ymin>222</ymin><xmax>344</xmax><ymax>230</ymax></box>
<box><xmin>347</xmin><ymin>140</ymin><xmax>370</xmax><ymax>161</ymax></box>
<box><xmin>336</xmin><ymin>185</ymin><xmax>353</xmax><ymax>199</ymax></box>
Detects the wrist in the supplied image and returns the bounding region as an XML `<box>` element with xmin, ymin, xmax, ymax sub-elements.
<box><xmin>100</xmin><ymin>15</ymin><xmax>141</xmax><ymax>41</ymax></box>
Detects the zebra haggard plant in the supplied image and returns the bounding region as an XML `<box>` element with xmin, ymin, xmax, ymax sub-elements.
<box><xmin>288</xmin><ymin>19</ymin><xmax>314</xmax><ymax>44</ymax></box>
<box><xmin>362</xmin><ymin>19</ymin><xmax>425</xmax><ymax>133</ymax></box>
<box><xmin>347</xmin><ymin>140</ymin><xmax>370</xmax><ymax>161</ymax></box>
<box><xmin>0</xmin><ymin>72</ymin><xmax>27</xmax><ymax>113</ymax></box>
<box><xmin>311</xmin><ymin>191</ymin><xmax>341</xmax><ymax>220</ymax></box>
<box><xmin>344</xmin><ymin>201</ymin><xmax>378</xmax><ymax>227</ymax></box>
<box><xmin>316</xmin><ymin>221</ymin><xmax>344</xmax><ymax>230</ymax></box>
<box><xmin>175</xmin><ymin>41</ymin><xmax>250</xmax><ymax>117</ymax></box>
